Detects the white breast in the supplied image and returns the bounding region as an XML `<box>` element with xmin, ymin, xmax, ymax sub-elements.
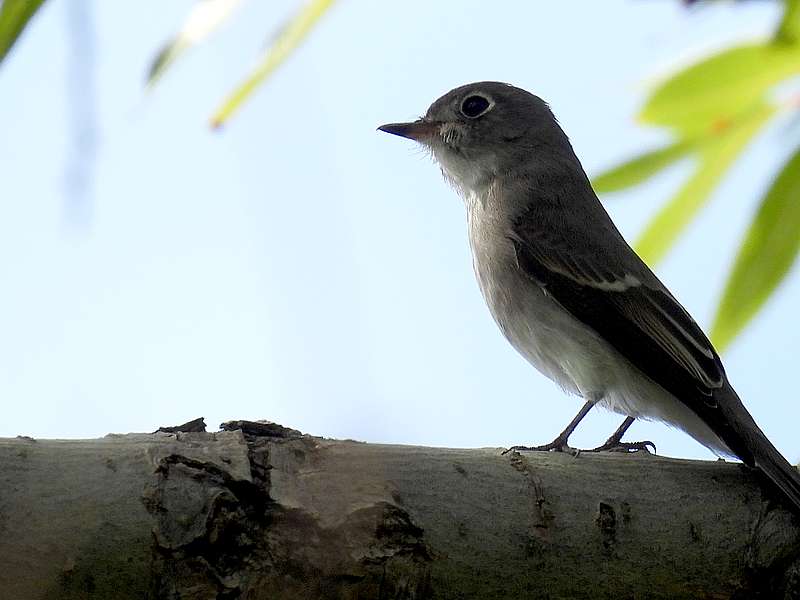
<box><xmin>465</xmin><ymin>191</ymin><xmax>599</xmax><ymax>397</ymax></box>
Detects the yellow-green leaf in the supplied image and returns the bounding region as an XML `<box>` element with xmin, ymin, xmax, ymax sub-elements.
<box><xmin>147</xmin><ymin>0</ymin><xmax>243</xmax><ymax>88</ymax></box>
<box><xmin>711</xmin><ymin>146</ymin><xmax>800</xmax><ymax>351</ymax></box>
<box><xmin>640</xmin><ymin>43</ymin><xmax>800</xmax><ymax>134</ymax></box>
<box><xmin>209</xmin><ymin>0</ymin><xmax>336</xmax><ymax>129</ymax></box>
<box><xmin>593</xmin><ymin>141</ymin><xmax>693</xmax><ymax>194</ymax></box>
<box><xmin>635</xmin><ymin>103</ymin><xmax>775</xmax><ymax>265</ymax></box>
<box><xmin>0</xmin><ymin>0</ymin><xmax>47</xmax><ymax>64</ymax></box>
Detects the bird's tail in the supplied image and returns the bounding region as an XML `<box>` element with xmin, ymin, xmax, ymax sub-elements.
<box><xmin>717</xmin><ymin>384</ymin><xmax>800</xmax><ymax>514</ymax></box>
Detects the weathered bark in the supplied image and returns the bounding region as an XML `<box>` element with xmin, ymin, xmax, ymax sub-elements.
<box><xmin>1</xmin><ymin>420</ymin><xmax>799</xmax><ymax>599</ymax></box>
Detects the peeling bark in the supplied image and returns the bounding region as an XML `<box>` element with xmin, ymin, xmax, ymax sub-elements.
<box><xmin>1</xmin><ymin>420</ymin><xmax>799</xmax><ymax>599</ymax></box>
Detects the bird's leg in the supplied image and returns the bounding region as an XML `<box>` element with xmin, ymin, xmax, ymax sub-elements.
<box><xmin>504</xmin><ymin>399</ymin><xmax>594</xmax><ymax>455</ymax></box>
<box><xmin>586</xmin><ymin>416</ymin><xmax>656</xmax><ymax>454</ymax></box>
<box><xmin>504</xmin><ymin>401</ymin><xmax>657</xmax><ymax>456</ymax></box>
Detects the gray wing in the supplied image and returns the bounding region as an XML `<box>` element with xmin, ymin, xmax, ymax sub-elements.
<box><xmin>509</xmin><ymin>201</ymin><xmax>725</xmax><ymax>399</ymax></box>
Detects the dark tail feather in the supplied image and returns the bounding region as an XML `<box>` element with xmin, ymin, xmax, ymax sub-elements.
<box><xmin>754</xmin><ymin>449</ymin><xmax>800</xmax><ymax>513</ymax></box>
<box><xmin>717</xmin><ymin>384</ymin><xmax>800</xmax><ymax>514</ymax></box>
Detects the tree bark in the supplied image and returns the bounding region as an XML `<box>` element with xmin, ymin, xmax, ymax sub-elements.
<box><xmin>1</xmin><ymin>420</ymin><xmax>799</xmax><ymax>599</ymax></box>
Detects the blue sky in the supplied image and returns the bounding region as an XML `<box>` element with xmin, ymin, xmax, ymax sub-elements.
<box><xmin>1</xmin><ymin>0</ymin><xmax>798</xmax><ymax>463</ymax></box>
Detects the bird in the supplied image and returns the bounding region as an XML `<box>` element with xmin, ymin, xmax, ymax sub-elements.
<box><xmin>378</xmin><ymin>81</ymin><xmax>800</xmax><ymax>513</ymax></box>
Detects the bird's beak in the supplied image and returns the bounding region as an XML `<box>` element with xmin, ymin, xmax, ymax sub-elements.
<box><xmin>377</xmin><ymin>119</ymin><xmax>439</xmax><ymax>142</ymax></box>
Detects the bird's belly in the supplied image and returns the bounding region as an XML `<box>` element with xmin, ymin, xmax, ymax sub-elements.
<box><xmin>474</xmin><ymin>254</ymin><xmax>611</xmax><ymax>398</ymax></box>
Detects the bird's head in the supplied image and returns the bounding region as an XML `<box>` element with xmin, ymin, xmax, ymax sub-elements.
<box><xmin>379</xmin><ymin>82</ymin><xmax>571</xmax><ymax>194</ymax></box>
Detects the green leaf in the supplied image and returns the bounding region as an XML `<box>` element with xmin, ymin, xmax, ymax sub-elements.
<box><xmin>592</xmin><ymin>141</ymin><xmax>693</xmax><ymax>194</ymax></box>
<box><xmin>148</xmin><ymin>40</ymin><xmax>188</xmax><ymax>87</ymax></box>
<box><xmin>209</xmin><ymin>0</ymin><xmax>336</xmax><ymax>129</ymax></box>
<box><xmin>635</xmin><ymin>103</ymin><xmax>775</xmax><ymax>265</ymax></box>
<box><xmin>0</xmin><ymin>0</ymin><xmax>47</xmax><ymax>64</ymax></box>
<box><xmin>147</xmin><ymin>0</ymin><xmax>243</xmax><ymax>88</ymax></box>
<box><xmin>711</xmin><ymin>146</ymin><xmax>800</xmax><ymax>352</ymax></box>
<box><xmin>776</xmin><ymin>0</ymin><xmax>800</xmax><ymax>44</ymax></box>
<box><xmin>640</xmin><ymin>43</ymin><xmax>800</xmax><ymax>134</ymax></box>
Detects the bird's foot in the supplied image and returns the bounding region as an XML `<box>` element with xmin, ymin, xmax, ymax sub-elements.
<box><xmin>587</xmin><ymin>439</ymin><xmax>656</xmax><ymax>454</ymax></box>
<box><xmin>503</xmin><ymin>437</ymin><xmax>580</xmax><ymax>456</ymax></box>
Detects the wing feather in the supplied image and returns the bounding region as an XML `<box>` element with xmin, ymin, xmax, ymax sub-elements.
<box><xmin>510</xmin><ymin>213</ymin><xmax>724</xmax><ymax>400</ymax></box>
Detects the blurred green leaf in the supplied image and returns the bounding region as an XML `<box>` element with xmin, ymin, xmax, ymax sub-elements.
<box><xmin>0</xmin><ymin>0</ymin><xmax>47</xmax><ymax>64</ymax></box>
<box><xmin>635</xmin><ymin>103</ymin><xmax>775</xmax><ymax>265</ymax></box>
<box><xmin>593</xmin><ymin>141</ymin><xmax>693</xmax><ymax>194</ymax></box>
<box><xmin>210</xmin><ymin>0</ymin><xmax>335</xmax><ymax>129</ymax></box>
<box><xmin>711</xmin><ymin>146</ymin><xmax>800</xmax><ymax>351</ymax></box>
<box><xmin>777</xmin><ymin>0</ymin><xmax>800</xmax><ymax>43</ymax></box>
<box><xmin>147</xmin><ymin>0</ymin><xmax>243</xmax><ymax>88</ymax></box>
<box><xmin>640</xmin><ymin>43</ymin><xmax>800</xmax><ymax>134</ymax></box>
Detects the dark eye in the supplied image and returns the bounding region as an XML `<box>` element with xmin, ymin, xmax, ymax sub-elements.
<box><xmin>461</xmin><ymin>95</ymin><xmax>491</xmax><ymax>118</ymax></box>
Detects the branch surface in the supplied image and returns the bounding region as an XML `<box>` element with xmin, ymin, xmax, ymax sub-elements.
<box><xmin>1</xmin><ymin>420</ymin><xmax>798</xmax><ymax>599</ymax></box>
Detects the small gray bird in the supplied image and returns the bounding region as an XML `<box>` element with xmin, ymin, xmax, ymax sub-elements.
<box><xmin>379</xmin><ymin>81</ymin><xmax>800</xmax><ymax>513</ymax></box>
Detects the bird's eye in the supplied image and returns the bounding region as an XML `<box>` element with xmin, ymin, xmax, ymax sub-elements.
<box><xmin>460</xmin><ymin>95</ymin><xmax>491</xmax><ymax>118</ymax></box>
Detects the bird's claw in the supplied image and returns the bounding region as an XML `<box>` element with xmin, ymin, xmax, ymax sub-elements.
<box><xmin>588</xmin><ymin>440</ymin><xmax>656</xmax><ymax>454</ymax></box>
<box><xmin>503</xmin><ymin>439</ymin><xmax>581</xmax><ymax>457</ymax></box>
<box><xmin>503</xmin><ymin>438</ymin><xmax>655</xmax><ymax>457</ymax></box>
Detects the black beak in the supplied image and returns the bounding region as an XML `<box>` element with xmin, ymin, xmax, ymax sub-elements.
<box><xmin>377</xmin><ymin>119</ymin><xmax>439</xmax><ymax>141</ymax></box>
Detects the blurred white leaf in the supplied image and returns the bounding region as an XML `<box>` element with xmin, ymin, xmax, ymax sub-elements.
<box><xmin>147</xmin><ymin>0</ymin><xmax>244</xmax><ymax>87</ymax></box>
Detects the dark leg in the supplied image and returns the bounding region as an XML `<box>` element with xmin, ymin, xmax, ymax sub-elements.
<box><xmin>587</xmin><ymin>416</ymin><xmax>656</xmax><ymax>454</ymax></box>
<box><xmin>503</xmin><ymin>405</ymin><xmax>657</xmax><ymax>456</ymax></box>
<box><xmin>504</xmin><ymin>399</ymin><xmax>594</xmax><ymax>455</ymax></box>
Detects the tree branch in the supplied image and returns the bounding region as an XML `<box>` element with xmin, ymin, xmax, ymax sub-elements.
<box><xmin>1</xmin><ymin>420</ymin><xmax>799</xmax><ymax>599</ymax></box>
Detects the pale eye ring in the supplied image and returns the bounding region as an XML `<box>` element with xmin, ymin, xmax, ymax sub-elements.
<box><xmin>460</xmin><ymin>94</ymin><xmax>492</xmax><ymax>118</ymax></box>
